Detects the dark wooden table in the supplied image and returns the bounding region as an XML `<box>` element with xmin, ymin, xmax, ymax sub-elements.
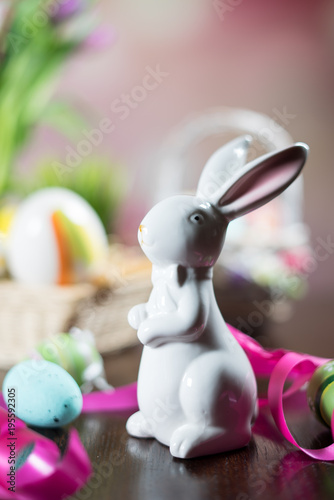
<box><xmin>2</xmin><ymin>334</ymin><xmax>334</xmax><ymax>499</ymax></box>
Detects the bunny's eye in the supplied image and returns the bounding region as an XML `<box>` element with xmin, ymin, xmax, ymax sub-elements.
<box><xmin>190</xmin><ymin>213</ymin><xmax>205</xmax><ymax>225</ymax></box>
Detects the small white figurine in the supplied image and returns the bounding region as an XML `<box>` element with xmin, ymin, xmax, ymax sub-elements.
<box><xmin>127</xmin><ymin>136</ymin><xmax>308</xmax><ymax>458</ymax></box>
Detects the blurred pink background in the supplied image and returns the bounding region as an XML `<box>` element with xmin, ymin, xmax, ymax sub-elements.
<box><xmin>20</xmin><ymin>0</ymin><xmax>334</xmax><ymax>354</ymax></box>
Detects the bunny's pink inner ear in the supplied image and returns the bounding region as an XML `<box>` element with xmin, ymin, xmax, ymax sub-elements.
<box><xmin>218</xmin><ymin>143</ymin><xmax>308</xmax><ymax>221</ymax></box>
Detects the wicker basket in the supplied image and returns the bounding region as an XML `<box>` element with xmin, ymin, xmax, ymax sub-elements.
<box><xmin>0</xmin><ymin>245</ymin><xmax>152</xmax><ymax>369</ymax></box>
<box><xmin>0</xmin><ymin>244</ymin><xmax>276</xmax><ymax>369</ymax></box>
<box><xmin>66</xmin><ymin>270</ymin><xmax>151</xmax><ymax>354</ymax></box>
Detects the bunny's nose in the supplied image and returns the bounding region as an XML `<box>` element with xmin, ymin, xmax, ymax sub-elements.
<box><xmin>139</xmin><ymin>224</ymin><xmax>146</xmax><ymax>246</ymax></box>
<box><xmin>138</xmin><ymin>224</ymin><xmax>152</xmax><ymax>247</ymax></box>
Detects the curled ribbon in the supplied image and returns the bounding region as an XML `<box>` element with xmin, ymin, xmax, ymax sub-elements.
<box><xmin>82</xmin><ymin>325</ymin><xmax>334</xmax><ymax>461</ymax></box>
<box><xmin>0</xmin><ymin>404</ymin><xmax>91</xmax><ymax>500</ymax></box>
<box><xmin>222</xmin><ymin>326</ymin><xmax>334</xmax><ymax>460</ymax></box>
<box><xmin>267</xmin><ymin>352</ymin><xmax>334</xmax><ymax>460</ymax></box>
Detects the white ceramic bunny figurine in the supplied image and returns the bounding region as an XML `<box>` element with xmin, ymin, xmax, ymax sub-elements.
<box><xmin>126</xmin><ymin>136</ymin><xmax>308</xmax><ymax>459</ymax></box>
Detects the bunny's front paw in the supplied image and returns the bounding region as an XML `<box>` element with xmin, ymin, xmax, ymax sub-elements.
<box><xmin>128</xmin><ymin>304</ymin><xmax>148</xmax><ymax>330</ymax></box>
<box><xmin>137</xmin><ymin>321</ymin><xmax>165</xmax><ymax>348</ymax></box>
<box><xmin>137</xmin><ymin>321</ymin><xmax>155</xmax><ymax>347</ymax></box>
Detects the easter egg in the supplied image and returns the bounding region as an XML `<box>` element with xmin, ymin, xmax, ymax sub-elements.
<box><xmin>2</xmin><ymin>360</ymin><xmax>83</xmax><ymax>428</ymax></box>
<box><xmin>0</xmin><ymin>198</ymin><xmax>18</xmax><ymax>277</ymax></box>
<box><xmin>33</xmin><ymin>328</ymin><xmax>108</xmax><ymax>391</ymax></box>
<box><xmin>0</xmin><ymin>234</ymin><xmax>6</xmax><ymax>277</ymax></box>
<box><xmin>307</xmin><ymin>360</ymin><xmax>334</xmax><ymax>427</ymax></box>
<box><xmin>7</xmin><ymin>188</ymin><xmax>108</xmax><ymax>285</ymax></box>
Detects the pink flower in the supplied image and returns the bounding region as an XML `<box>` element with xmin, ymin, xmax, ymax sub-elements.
<box><xmin>52</xmin><ymin>0</ymin><xmax>84</xmax><ymax>22</ymax></box>
<box><xmin>84</xmin><ymin>25</ymin><xmax>117</xmax><ymax>49</ymax></box>
<box><xmin>280</xmin><ymin>248</ymin><xmax>311</xmax><ymax>273</ymax></box>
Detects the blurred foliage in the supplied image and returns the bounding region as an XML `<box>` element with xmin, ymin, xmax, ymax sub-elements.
<box><xmin>0</xmin><ymin>0</ymin><xmax>96</xmax><ymax>196</ymax></box>
<box><xmin>12</xmin><ymin>158</ymin><xmax>126</xmax><ymax>233</ymax></box>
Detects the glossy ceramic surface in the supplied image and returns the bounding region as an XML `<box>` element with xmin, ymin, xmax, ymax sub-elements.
<box><xmin>127</xmin><ymin>136</ymin><xmax>308</xmax><ymax>458</ymax></box>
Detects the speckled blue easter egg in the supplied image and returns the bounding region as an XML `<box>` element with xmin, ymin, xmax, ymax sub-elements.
<box><xmin>2</xmin><ymin>360</ymin><xmax>83</xmax><ymax>428</ymax></box>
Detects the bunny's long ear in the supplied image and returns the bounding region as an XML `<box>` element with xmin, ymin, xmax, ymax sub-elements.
<box><xmin>198</xmin><ymin>141</ymin><xmax>309</xmax><ymax>221</ymax></box>
<box><xmin>197</xmin><ymin>135</ymin><xmax>252</xmax><ymax>201</ymax></box>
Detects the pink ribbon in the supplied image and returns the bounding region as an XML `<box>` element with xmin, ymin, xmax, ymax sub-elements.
<box><xmin>225</xmin><ymin>326</ymin><xmax>334</xmax><ymax>460</ymax></box>
<box><xmin>82</xmin><ymin>382</ymin><xmax>138</xmax><ymax>414</ymax></box>
<box><xmin>0</xmin><ymin>406</ymin><xmax>91</xmax><ymax>500</ymax></box>
<box><xmin>227</xmin><ymin>325</ymin><xmax>329</xmax><ymax>380</ymax></box>
<box><xmin>82</xmin><ymin>325</ymin><xmax>334</xmax><ymax>461</ymax></box>
<box><xmin>267</xmin><ymin>352</ymin><xmax>334</xmax><ymax>460</ymax></box>
<box><xmin>1</xmin><ymin>323</ymin><xmax>333</xmax><ymax>500</ymax></box>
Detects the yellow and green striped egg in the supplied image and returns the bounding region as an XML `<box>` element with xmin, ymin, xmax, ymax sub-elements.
<box><xmin>307</xmin><ymin>360</ymin><xmax>334</xmax><ymax>428</ymax></box>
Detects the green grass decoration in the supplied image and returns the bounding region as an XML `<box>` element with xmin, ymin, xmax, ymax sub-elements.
<box><xmin>0</xmin><ymin>1</ymin><xmax>93</xmax><ymax>196</ymax></box>
<box><xmin>14</xmin><ymin>158</ymin><xmax>126</xmax><ymax>233</ymax></box>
